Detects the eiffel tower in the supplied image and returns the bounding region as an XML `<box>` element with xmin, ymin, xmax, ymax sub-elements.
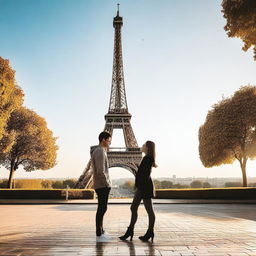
<box><xmin>74</xmin><ymin>5</ymin><xmax>142</xmax><ymax>189</ymax></box>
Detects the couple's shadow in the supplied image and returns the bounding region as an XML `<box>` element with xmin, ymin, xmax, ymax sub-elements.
<box><xmin>96</xmin><ymin>239</ymin><xmax>156</xmax><ymax>256</ymax></box>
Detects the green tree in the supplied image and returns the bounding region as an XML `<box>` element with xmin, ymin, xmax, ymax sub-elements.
<box><xmin>52</xmin><ymin>180</ymin><xmax>63</xmax><ymax>189</ymax></box>
<box><xmin>0</xmin><ymin>107</ymin><xmax>58</xmax><ymax>188</ymax></box>
<box><xmin>222</xmin><ymin>0</ymin><xmax>256</xmax><ymax>60</ymax></box>
<box><xmin>202</xmin><ymin>182</ymin><xmax>211</xmax><ymax>188</ymax></box>
<box><xmin>63</xmin><ymin>179</ymin><xmax>76</xmax><ymax>188</ymax></box>
<box><xmin>190</xmin><ymin>180</ymin><xmax>203</xmax><ymax>188</ymax></box>
<box><xmin>199</xmin><ymin>86</ymin><xmax>256</xmax><ymax>187</ymax></box>
<box><xmin>0</xmin><ymin>57</ymin><xmax>24</xmax><ymax>141</ymax></box>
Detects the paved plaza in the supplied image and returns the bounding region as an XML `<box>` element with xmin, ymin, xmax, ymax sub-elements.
<box><xmin>0</xmin><ymin>203</ymin><xmax>256</xmax><ymax>256</ymax></box>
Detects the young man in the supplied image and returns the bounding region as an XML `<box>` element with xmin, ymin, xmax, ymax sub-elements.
<box><xmin>91</xmin><ymin>131</ymin><xmax>112</xmax><ymax>240</ymax></box>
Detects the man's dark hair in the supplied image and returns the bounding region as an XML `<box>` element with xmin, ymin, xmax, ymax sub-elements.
<box><xmin>98</xmin><ymin>131</ymin><xmax>111</xmax><ymax>143</ymax></box>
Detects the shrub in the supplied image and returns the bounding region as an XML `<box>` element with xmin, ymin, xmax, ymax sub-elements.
<box><xmin>0</xmin><ymin>179</ymin><xmax>8</xmax><ymax>188</ymax></box>
<box><xmin>15</xmin><ymin>179</ymin><xmax>43</xmax><ymax>189</ymax></box>
<box><xmin>0</xmin><ymin>189</ymin><xmax>94</xmax><ymax>199</ymax></box>
<box><xmin>225</xmin><ymin>182</ymin><xmax>243</xmax><ymax>187</ymax></box>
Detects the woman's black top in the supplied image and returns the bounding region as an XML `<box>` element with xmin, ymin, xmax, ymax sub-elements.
<box><xmin>135</xmin><ymin>155</ymin><xmax>154</xmax><ymax>199</ymax></box>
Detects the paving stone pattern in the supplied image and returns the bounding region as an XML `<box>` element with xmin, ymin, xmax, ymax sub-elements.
<box><xmin>0</xmin><ymin>204</ymin><xmax>256</xmax><ymax>255</ymax></box>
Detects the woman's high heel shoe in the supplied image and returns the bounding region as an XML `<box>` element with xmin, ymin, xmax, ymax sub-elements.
<box><xmin>139</xmin><ymin>229</ymin><xmax>154</xmax><ymax>242</ymax></box>
<box><xmin>119</xmin><ymin>227</ymin><xmax>134</xmax><ymax>241</ymax></box>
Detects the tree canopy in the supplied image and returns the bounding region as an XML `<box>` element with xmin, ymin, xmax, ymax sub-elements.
<box><xmin>199</xmin><ymin>85</ymin><xmax>256</xmax><ymax>187</ymax></box>
<box><xmin>0</xmin><ymin>107</ymin><xmax>58</xmax><ymax>188</ymax></box>
<box><xmin>0</xmin><ymin>57</ymin><xmax>24</xmax><ymax>141</ymax></box>
<box><xmin>190</xmin><ymin>180</ymin><xmax>203</xmax><ymax>188</ymax></box>
<box><xmin>222</xmin><ymin>0</ymin><xmax>256</xmax><ymax>60</ymax></box>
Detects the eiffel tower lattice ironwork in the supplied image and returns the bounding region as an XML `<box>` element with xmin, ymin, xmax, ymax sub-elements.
<box><xmin>74</xmin><ymin>5</ymin><xmax>142</xmax><ymax>189</ymax></box>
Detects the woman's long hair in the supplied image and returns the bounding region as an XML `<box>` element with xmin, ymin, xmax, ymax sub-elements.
<box><xmin>146</xmin><ymin>140</ymin><xmax>157</xmax><ymax>168</ymax></box>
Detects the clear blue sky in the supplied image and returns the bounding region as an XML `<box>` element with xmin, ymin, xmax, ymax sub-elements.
<box><xmin>0</xmin><ymin>0</ymin><xmax>256</xmax><ymax>180</ymax></box>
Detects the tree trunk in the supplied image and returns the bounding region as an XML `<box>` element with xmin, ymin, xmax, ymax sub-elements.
<box><xmin>7</xmin><ymin>162</ymin><xmax>15</xmax><ymax>189</ymax></box>
<box><xmin>239</xmin><ymin>158</ymin><xmax>247</xmax><ymax>187</ymax></box>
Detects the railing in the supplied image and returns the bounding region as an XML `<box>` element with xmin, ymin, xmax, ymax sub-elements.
<box><xmin>108</xmin><ymin>147</ymin><xmax>141</xmax><ymax>152</ymax></box>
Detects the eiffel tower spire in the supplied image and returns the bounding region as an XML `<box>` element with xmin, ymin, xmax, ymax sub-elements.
<box><xmin>117</xmin><ymin>3</ymin><xmax>120</xmax><ymax>17</ymax></box>
<box><xmin>108</xmin><ymin>4</ymin><xmax>128</xmax><ymax>114</ymax></box>
<box><xmin>104</xmin><ymin>6</ymin><xmax>138</xmax><ymax>148</ymax></box>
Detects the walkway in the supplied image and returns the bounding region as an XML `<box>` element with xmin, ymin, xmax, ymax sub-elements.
<box><xmin>0</xmin><ymin>203</ymin><xmax>256</xmax><ymax>255</ymax></box>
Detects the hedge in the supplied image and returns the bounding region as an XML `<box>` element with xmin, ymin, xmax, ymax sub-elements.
<box><xmin>0</xmin><ymin>189</ymin><xmax>95</xmax><ymax>199</ymax></box>
<box><xmin>155</xmin><ymin>187</ymin><xmax>256</xmax><ymax>199</ymax></box>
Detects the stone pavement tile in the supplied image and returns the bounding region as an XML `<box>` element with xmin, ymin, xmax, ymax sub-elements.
<box><xmin>159</xmin><ymin>252</ymin><xmax>182</xmax><ymax>256</ymax></box>
<box><xmin>196</xmin><ymin>254</ymin><xmax>229</xmax><ymax>256</ymax></box>
<box><xmin>144</xmin><ymin>249</ymin><xmax>161</xmax><ymax>256</ymax></box>
<box><xmin>176</xmin><ymin>252</ymin><xmax>195</xmax><ymax>256</ymax></box>
<box><xmin>227</xmin><ymin>254</ymin><xmax>251</xmax><ymax>256</ymax></box>
<box><xmin>0</xmin><ymin>255</ymin><xmax>19</xmax><ymax>256</ymax></box>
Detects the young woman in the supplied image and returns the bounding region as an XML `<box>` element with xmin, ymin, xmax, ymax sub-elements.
<box><xmin>119</xmin><ymin>140</ymin><xmax>157</xmax><ymax>242</ymax></box>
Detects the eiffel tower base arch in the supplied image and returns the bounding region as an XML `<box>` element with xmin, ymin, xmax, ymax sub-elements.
<box><xmin>74</xmin><ymin>148</ymin><xmax>142</xmax><ymax>189</ymax></box>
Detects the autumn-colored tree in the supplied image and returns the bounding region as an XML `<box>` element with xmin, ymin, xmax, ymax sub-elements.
<box><xmin>199</xmin><ymin>86</ymin><xmax>256</xmax><ymax>187</ymax></box>
<box><xmin>0</xmin><ymin>107</ymin><xmax>58</xmax><ymax>188</ymax></box>
<box><xmin>0</xmin><ymin>57</ymin><xmax>24</xmax><ymax>141</ymax></box>
<box><xmin>41</xmin><ymin>180</ymin><xmax>53</xmax><ymax>189</ymax></box>
<box><xmin>222</xmin><ymin>0</ymin><xmax>256</xmax><ymax>60</ymax></box>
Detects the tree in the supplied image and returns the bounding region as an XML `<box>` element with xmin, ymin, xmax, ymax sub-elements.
<box><xmin>172</xmin><ymin>183</ymin><xmax>190</xmax><ymax>189</ymax></box>
<box><xmin>41</xmin><ymin>180</ymin><xmax>53</xmax><ymax>189</ymax></box>
<box><xmin>52</xmin><ymin>180</ymin><xmax>63</xmax><ymax>189</ymax></box>
<box><xmin>120</xmin><ymin>180</ymin><xmax>135</xmax><ymax>192</ymax></box>
<box><xmin>0</xmin><ymin>179</ymin><xmax>8</xmax><ymax>188</ymax></box>
<box><xmin>199</xmin><ymin>86</ymin><xmax>256</xmax><ymax>187</ymax></box>
<box><xmin>190</xmin><ymin>180</ymin><xmax>203</xmax><ymax>188</ymax></box>
<box><xmin>202</xmin><ymin>182</ymin><xmax>211</xmax><ymax>188</ymax></box>
<box><xmin>160</xmin><ymin>180</ymin><xmax>173</xmax><ymax>189</ymax></box>
<box><xmin>153</xmin><ymin>179</ymin><xmax>161</xmax><ymax>189</ymax></box>
<box><xmin>222</xmin><ymin>0</ymin><xmax>256</xmax><ymax>60</ymax></box>
<box><xmin>63</xmin><ymin>179</ymin><xmax>76</xmax><ymax>188</ymax></box>
<box><xmin>0</xmin><ymin>107</ymin><xmax>58</xmax><ymax>188</ymax></box>
<box><xmin>0</xmin><ymin>57</ymin><xmax>24</xmax><ymax>141</ymax></box>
